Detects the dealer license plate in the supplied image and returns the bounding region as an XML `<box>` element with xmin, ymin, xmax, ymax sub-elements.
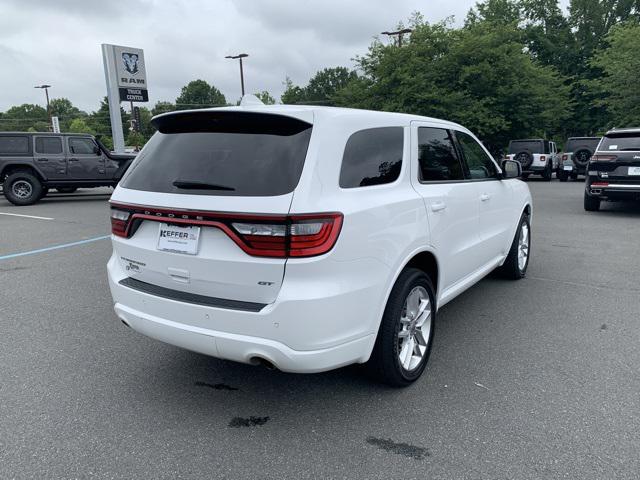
<box><xmin>157</xmin><ymin>223</ymin><xmax>200</xmax><ymax>255</ymax></box>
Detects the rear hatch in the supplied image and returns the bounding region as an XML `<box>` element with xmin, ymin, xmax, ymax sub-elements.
<box><xmin>508</xmin><ymin>140</ymin><xmax>544</xmax><ymax>168</ymax></box>
<box><xmin>110</xmin><ymin>110</ymin><xmax>313</xmax><ymax>305</ymax></box>
<box><xmin>593</xmin><ymin>133</ymin><xmax>640</xmax><ymax>184</ymax></box>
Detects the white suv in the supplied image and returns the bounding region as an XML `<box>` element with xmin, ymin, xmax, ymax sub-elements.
<box><xmin>107</xmin><ymin>104</ymin><xmax>532</xmax><ymax>386</ymax></box>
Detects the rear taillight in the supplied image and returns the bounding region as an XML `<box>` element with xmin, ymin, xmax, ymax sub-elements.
<box><xmin>562</xmin><ymin>154</ymin><xmax>568</xmax><ymax>161</ymax></box>
<box><xmin>591</xmin><ymin>155</ymin><xmax>617</xmax><ymax>162</ymax></box>
<box><xmin>110</xmin><ymin>209</ymin><xmax>130</xmax><ymax>237</ymax></box>
<box><xmin>540</xmin><ymin>155</ymin><xmax>546</xmax><ymax>161</ymax></box>
<box><xmin>110</xmin><ymin>204</ymin><xmax>343</xmax><ymax>258</ymax></box>
<box><xmin>591</xmin><ymin>181</ymin><xmax>609</xmax><ymax>187</ymax></box>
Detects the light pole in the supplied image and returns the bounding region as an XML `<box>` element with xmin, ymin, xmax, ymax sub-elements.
<box><xmin>34</xmin><ymin>84</ymin><xmax>52</xmax><ymax>130</ymax></box>
<box><xmin>225</xmin><ymin>53</ymin><xmax>248</xmax><ymax>97</ymax></box>
<box><xmin>381</xmin><ymin>28</ymin><xmax>413</xmax><ymax>47</ymax></box>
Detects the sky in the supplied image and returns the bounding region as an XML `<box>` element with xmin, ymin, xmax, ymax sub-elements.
<box><xmin>0</xmin><ymin>0</ymin><xmax>484</xmax><ymax>113</ymax></box>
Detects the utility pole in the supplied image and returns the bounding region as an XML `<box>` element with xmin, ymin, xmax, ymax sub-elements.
<box><xmin>381</xmin><ymin>28</ymin><xmax>413</xmax><ymax>47</ymax></box>
<box><xmin>225</xmin><ymin>53</ymin><xmax>249</xmax><ymax>97</ymax></box>
<box><xmin>34</xmin><ymin>84</ymin><xmax>52</xmax><ymax>130</ymax></box>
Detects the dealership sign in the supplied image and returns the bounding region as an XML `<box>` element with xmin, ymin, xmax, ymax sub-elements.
<box><xmin>102</xmin><ymin>43</ymin><xmax>150</xmax><ymax>152</ymax></box>
<box><xmin>110</xmin><ymin>45</ymin><xmax>149</xmax><ymax>102</ymax></box>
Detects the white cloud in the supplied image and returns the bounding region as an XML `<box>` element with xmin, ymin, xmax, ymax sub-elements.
<box><xmin>0</xmin><ymin>0</ymin><xmax>476</xmax><ymax>113</ymax></box>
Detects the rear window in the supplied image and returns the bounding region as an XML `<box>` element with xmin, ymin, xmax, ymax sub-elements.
<box><xmin>600</xmin><ymin>134</ymin><xmax>640</xmax><ymax>152</ymax></box>
<box><xmin>339</xmin><ymin>127</ymin><xmax>403</xmax><ymax>188</ymax></box>
<box><xmin>508</xmin><ymin>140</ymin><xmax>544</xmax><ymax>154</ymax></box>
<box><xmin>0</xmin><ymin>136</ymin><xmax>29</xmax><ymax>154</ymax></box>
<box><xmin>121</xmin><ymin>111</ymin><xmax>313</xmax><ymax>197</ymax></box>
<box><xmin>565</xmin><ymin>138</ymin><xmax>600</xmax><ymax>152</ymax></box>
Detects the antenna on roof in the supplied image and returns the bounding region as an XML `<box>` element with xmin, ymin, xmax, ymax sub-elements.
<box><xmin>240</xmin><ymin>94</ymin><xmax>264</xmax><ymax>106</ymax></box>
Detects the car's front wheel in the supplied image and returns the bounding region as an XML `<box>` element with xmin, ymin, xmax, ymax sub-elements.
<box><xmin>3</xmin><ymin>171</ymin><xmax>43</xmax><ymax>206</ymax></box>
<box><xmin>498</xmin><ymin>213</ymin><xmax>530</xmax><ymax>279</ymax></box>
<box><xmin>367</xmin><ymin>268</ymin><xmax>436</xmax><ymax>387</ymax></box>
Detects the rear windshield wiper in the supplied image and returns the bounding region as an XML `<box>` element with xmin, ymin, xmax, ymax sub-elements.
<box><xmin>172</xmin><ymin>180</ymin><xmax>236</xmax><ymax>191</ymax></box>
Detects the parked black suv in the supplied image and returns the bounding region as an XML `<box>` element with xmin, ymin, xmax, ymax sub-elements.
<box><xmin>557</xmin><ymin>136</ymin><xmax>600</xmax><ymax>182</ymax></box>
<box><xmin>0</xmin><ymin>132</ymin><xmax>135</xmax><ymax>205</ymax></box>
<box><xmin>584</xmin><ymin>128</ymin><xmax>640</xmax><ymax>211</ymax></box>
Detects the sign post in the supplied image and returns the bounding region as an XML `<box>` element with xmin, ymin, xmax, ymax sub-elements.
<box><xmin>101</xmin><ymin>44</ymin><xmax>149</xmax><ymax>153</ymax></box>
<box><xmin>51</xmin><ymin>116</ymin><xmax>60</xmax><ymax>134</ymax></box>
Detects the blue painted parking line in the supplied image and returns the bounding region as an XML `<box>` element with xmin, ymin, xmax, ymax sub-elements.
<box><xmin>0</xmin><ymin>235</ymin><xmax>110</xmax><ymax>261</ymax></box>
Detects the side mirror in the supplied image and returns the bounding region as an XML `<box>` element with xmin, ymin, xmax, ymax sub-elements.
<box><xmin>501</xmin><ymin>159</ymin><xmax>521</xmax><ymax>179</ymax></box>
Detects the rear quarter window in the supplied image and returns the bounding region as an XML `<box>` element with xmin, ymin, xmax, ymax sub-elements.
<box><xmin>0</xmin><ymin>136</ymin><xmax>30</xmax><ymax>155</ymax></box>
<box><xmin>339</xmin><ymin>127</ymin><xmax>404</xmax><ymax>188</ymax></box>
<box><xmin>121</xmin><ymin>111</ymin><xmax>313</xmax><ymax>197</ymax></box>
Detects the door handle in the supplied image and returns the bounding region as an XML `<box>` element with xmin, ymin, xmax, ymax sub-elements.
<box><xmin>68</xmin><ymin>158</ymin><xmax>79</xmax><ymax>162</ymax></box>
<box><xmin>431</xmin><ymin>201</ymin><xmax>447</xmax><ymax>212</ymax></box>
<box><xmin>36</xmin><ymin>157</ymin><xmax>48</xmax><ymax>162</ymax></box>
<box><xmin>480</xmin><ymin>194</ymin><xmax>491</xmax><ymax>202</ymax></box>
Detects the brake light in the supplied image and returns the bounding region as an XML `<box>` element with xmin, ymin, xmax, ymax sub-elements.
<box><xmin>591</xmin><ymin>155</ymin><xmax>617</xmax><ymax>162</ymax></box>
<box><xmin>591</xmin><ymin>181</ymin><xmax>609</xmax><ymax>187</ymax></box>
<box><xmin>562</xmin><ymin>154</ymin><xmax>568</xmax><ymax>161</ymax></box>
<box><xmin>540</xmin><ymin>156</ymin><xmax>546</xmax><ymax>161</ymax></box>
<box><xmin>110</xmin><ymin>209</ymin><xmax>130</xmax><ymax>237</ymax></box>
<box><xmin>110</xmin><ymin>204</ymin><xmax>343</xmax><ymax>258</ymax></box>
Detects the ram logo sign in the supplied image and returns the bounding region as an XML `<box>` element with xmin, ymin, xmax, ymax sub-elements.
<box><xmin>107</xmin><ymin>44</ymin><xmax>149</xmax><ymax>102</ymax></box>
<box><xmin>122</xmin><ymin>52</ymin><xmax>140</xmax><ymax>75</ymax></box>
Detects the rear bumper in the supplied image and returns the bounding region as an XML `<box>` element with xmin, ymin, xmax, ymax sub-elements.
<box><xmin>586</xmin><ymin>182</ymin><xmax>640</xmax><ymax>200</ymax></box>
<box><xmin>115</xmin><ymin>303</ymin><xmax>374</xmax><ymax>373</ymax></box>
<box><xmin>107</xmin><ymin>252</ymin><xmax>386</xmax><ymax>373</ymax></box>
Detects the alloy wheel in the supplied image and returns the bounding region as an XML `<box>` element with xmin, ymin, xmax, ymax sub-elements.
<box><xmin>518</xmin><ymin>223</ymin><xmax>529</xmax><ymax>271</ymax></box>
<box><xmin>397</xmin><ymin>286</ymin><xmax>432</xmax><ymax>371</ymax></box>
<box><xmin>12</xmin><ymin>180</ymin><xmax>33</xmax><ymax>199</ymax></box>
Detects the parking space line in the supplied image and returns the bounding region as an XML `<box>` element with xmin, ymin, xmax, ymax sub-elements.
<box><xmin>0</xmin><ymin>212</ymin><xmax>54</xmax><ymax>220</ymax></box>
<box><xmin>0</xmin><ymin>235</ymin><xmax>110</xmax><ymax>261</ymax></box>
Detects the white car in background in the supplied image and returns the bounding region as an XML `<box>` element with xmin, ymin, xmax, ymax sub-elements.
<box><xmin>107</xmin><ymin>102</ymin><xmax>532</xmax><ymax>386</ymax></box>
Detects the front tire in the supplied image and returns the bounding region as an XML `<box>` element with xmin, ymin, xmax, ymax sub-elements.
<box><xmin>366</xmin><ymin>268</ymin><xmax>436</xmax><ymax>387</ymax></box>
<box><xmin>3</xmin><ymin>171</ymin><xmax>43</xmax><ymax>206</ymax></box>
<box><xmin>499</xmin><ymin>213</ymin><xmax>530</xmax><ymax>279</ymax></box>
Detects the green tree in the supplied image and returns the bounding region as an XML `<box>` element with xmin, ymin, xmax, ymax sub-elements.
<box><xmin>49</xmin><ymin>98</ymin><xmax>86</xmax><ymax>131</ymax></box>
<box><xmin>175</xmin><ymin>80</ymin><xmax>226</xmax><ymax>109</ymax></box>
<box><xmin>589</xmin><ymin>20</ymin><xmax>640</xmax><ymax>127</ymax></box>
<box><xmin>254</xmin><ymin>91</ymin><xmax>276</xmax><ymax>104</ymax></box>
<box><xmin>0</xmin><ymin>104</ymin><xmax>49</xmax><ymax>131</ymax></box>
<box><xmin>68</xmin><ymin>118</ymin><xmax>95</xmax><ymax>134</ymax></box>
<box><xmin>151</xmin><ymin>101</ymin><xmax>175</xmax><ymax>116</ymax></box>
<box><xmin>282</xmin><ymin>67</ymin><xmax>357</xmax><ymax>105</ymax></box>
<box><xmin>335</xmin><ymin>19</ymin><xmax>572</xmax><ymax>153</ymax></box>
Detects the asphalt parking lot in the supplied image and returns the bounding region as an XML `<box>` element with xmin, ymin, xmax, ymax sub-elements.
<box><xmin>1</xmin><ymin>181</ymin><xmax>639</xmax><ymax>480</ymax></box>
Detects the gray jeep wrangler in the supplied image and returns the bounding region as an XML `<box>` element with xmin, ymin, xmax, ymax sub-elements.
<box><xmin>0</xmin><ymin>132</ymin><xmax>135</xmax><ymax>206</ymax></box>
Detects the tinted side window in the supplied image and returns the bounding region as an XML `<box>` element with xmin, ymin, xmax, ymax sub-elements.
<box><xmin>0</xmin><ymin>136</ymin><xmax>29</xmax><ymax>154</ymax></box>
<box><xmin>69</xmin><ymin>138</ymin><xmax>96</xmax><ymax>155</ymax></box>
<box><xmin>35</xmin><ymin>137</ymin><xmax>63</xmax><ymax>154</ymax></box>
<box><xmin>418</xmin><ymin>127</ymin><xmax>464</xmax><ymax>181</ymax></box>
<box><xmin>455</xmin><ymin>131</ymin><xmax>498</xmax><ymax>180</ymax></box>
<box><xmin>339</xmin><ymin>127</ymin><xmax>403</xmax><ymax>188</ymax></box>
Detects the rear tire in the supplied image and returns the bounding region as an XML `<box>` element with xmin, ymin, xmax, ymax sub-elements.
<box><xmin>3</xmin><ymin>171</ymin><xmax>43</xmax><ymax>206</ymax></box>
<box><xmin>498</xmin><ymin>213</ymin><xmax>530</xmax><ymax>279</ymax></box>
<box><xmin>584</xmin><ymin>191</ymin><xmax>600</xmax><ymax>211</ymax></box>
<box><xmin>558</xmin><ymin>170</ymin><xmax>568</xmax><ymax>182</ymax></box>
<box><xmin>366</xmin><ymin>268</ymin><xmax>436</xmax><ymax>387</ymax></box>
<box><xmin>542</xmin><ymin>162</ymin><xmax>552</xmax><ymax>181</ymax></box>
